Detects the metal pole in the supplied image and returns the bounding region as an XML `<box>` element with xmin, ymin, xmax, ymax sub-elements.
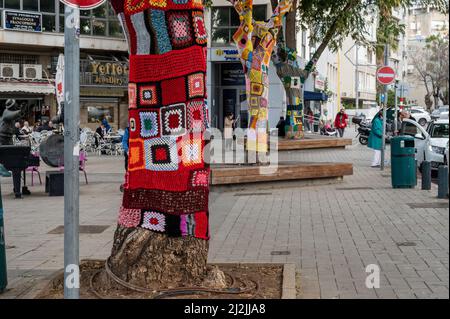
<box><xmin>381</xmin><ymin>44</ymin><xmax>389</xmax><ymax>171</ymax></box>
<box><xmin>64</xmin><ymin>5</ymin><xmax>80</xmax><ymax>299</ymax></box>
<box><xmin>355</xmin><ymin>44</ymin><xmax>359</xmax><ymax>115</ymax></box>
<box><xmin>394</xmin><ymin>80</ymin><xmax>398</xmax><ymax>134</ymax></box>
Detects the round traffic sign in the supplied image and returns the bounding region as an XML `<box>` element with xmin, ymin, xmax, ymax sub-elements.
<box><xmin>376</xmin><ymin>66</ymin><xmax>396</xmax><ymax>85</ymax></box>
<box><xmin>60</xmin><ymin>0</ymin><xmax>106</xmax><ymax>9</ymax></box>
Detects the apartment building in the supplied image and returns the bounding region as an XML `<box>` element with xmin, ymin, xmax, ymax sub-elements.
<box><xmin>0</xmin><ymin>0</ymin><xmax>128</xmax><ymax>130</ymax></box>
<box><xmin>406</xmin><ymin>5</ymin><xmax>449</xmax><ymax>107</ymax></box>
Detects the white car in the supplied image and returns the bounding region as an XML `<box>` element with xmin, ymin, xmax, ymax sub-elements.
<box><xmin>409</xmin><ymin>108</ymin><xmax>431</xmax><ymax>127</ymax></box>
<box><xmin>400</xmin><ymin>119</ymin><xmax>449</xmax><ymax>171</ymax></box>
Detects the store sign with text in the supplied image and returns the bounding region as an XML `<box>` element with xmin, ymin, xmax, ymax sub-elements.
<box><xmin>2</xmin><ymin>11</ymin><xmax>42</xmax><ymax>32</ymax></box>
<box><xmin>88</xmin><ymin>61</ymin><xmax>129</xmax><ymax>87</ymax></box>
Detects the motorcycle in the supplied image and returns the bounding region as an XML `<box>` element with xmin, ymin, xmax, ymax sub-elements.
<box><xmin>352</xmin><ymin>116</ymin><xmax>371</xmax><ymax>145</ymax></box>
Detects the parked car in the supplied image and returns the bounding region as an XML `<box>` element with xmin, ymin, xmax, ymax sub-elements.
<box><xmin>409</xmin><ymin>108</ymin><xmax>431</xmax><ymax>126</ymax></box>
<box><xmin>431</xmin><ymin>105</ymin><xmax>449</xmax><ymax>120</ymax></box>
<box><xmin>400</xmin><ymin>119</ymin><xmax>449</xmax><ymax>171</ymax></box>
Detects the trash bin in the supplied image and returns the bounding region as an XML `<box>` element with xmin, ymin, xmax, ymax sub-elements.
<box><xmin>391</xmin><ymin>136</ymin><xmax>417</xmax><ymax>188</ymax></box>
<box><xmin>0</xmin><ymin>164</ymin><xmax>11</xmax><ymax>293</ymax></box>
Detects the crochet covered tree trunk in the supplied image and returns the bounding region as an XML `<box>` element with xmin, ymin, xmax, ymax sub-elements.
<box><xmin>105</xmin><ymin>0</ymin><xmax>211</xmax><ymax>287</ymax></box>
<box><xmin>230</xmin><ymin>0</ymin><xmax>292</xmax><ymax>156</ymax></box>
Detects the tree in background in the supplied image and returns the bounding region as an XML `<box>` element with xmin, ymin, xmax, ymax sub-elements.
<box><xmin>269</xmin><ymin>0</ymin><xmax>449</xmax><ymax>124</ymax></box>
<box><xmin>410</xmin><ymin>35</ymin><xmax>449</xmax><ymax>110</ymax></box>
<box><xmin>229</xmin><ymin>0</ymin><xmax>293</xmax><ymax>157</ymax></box>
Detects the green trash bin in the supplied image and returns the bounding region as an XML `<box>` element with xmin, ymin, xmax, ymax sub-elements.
<box><xmin>0</xmin><ymin>164</ymin><xmax>11</xmax><ymax>293</ymax></box>
<box><xmin>391</xmin><ymin>136</ymin><xmax>417</xmax><ymax>188</ymax></box>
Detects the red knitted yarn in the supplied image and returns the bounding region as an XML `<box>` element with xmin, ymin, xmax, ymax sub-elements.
<box><xmin>122</xmin><ymin>188</ymin><xmax>209</xmax><ymax>214</ymax></box>
<box><xmin>129</xmin><ymin>46</ymin><xmax>206</xmax><ymax>83</ymax></box>
<box><xmin>110</xmin><ymin>0</ymin><xmax>209</xmax><ymax>240</ymax></box>
<box><xmin>123</xmin><ymin>0</ymin><xmax>203</xmax><ymax>15</ymax></box>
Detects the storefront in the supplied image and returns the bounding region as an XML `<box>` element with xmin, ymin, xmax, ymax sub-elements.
<box><xmin>0</xmin><ymin>79</ymin><xmax>55</xmax><ymax>126</ymax></box>
<box><xmin>79</xmin><ymin>58</ymin><xmax>129</xmax><ymax>131</ymax></box>
<box><xmin>207</xmin><ymin>47</ymin><xmax>285</xmax><ymax>131</ymax></box>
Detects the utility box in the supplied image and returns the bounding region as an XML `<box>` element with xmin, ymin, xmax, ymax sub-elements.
<box><xmin>391</xmin><ymin>136</ymin><xmax>417</xmax><ymax>188</ymax></box>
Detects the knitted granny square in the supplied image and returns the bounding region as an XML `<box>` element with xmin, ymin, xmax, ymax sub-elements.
<box><xmin>180</xmin><ymin>136</ymin><xmax>203</xmax><ymax>167</ymax></box>
<box><xmin>160</xmin><ymin>76</ymin><xmax>187</xmax><ymax>105</ymax></box>
<box><xmin>118</xmin><ymin>206</ymin><xmax>142</xmax><ymax>228</ymax></box>
<box><xmin>141</xmin><ymin>210</ymin><xmax>166</xmax><ymax>232</ymax></box>
<box><xmin>139</xmin><ymin>110</ymin><xmax>159</xmax><ymax>138</ymax></box>
<box><xmin>128</xmin><ymin>83</ymin><xmax>137</xmax><ymax>109</ymax></box>
<box><xmin>186</xmin><ymin>100</ymin><xmax>205</xmax><ymax>132</ymax></box>
<box><xmin>192</xmin><ymin>11</ymin><xmax>207</xmax><ymax>45</ymax></box>
<box><xmin>167</xmin><ymin>11</ymin><xmax>193</xmax><ymax>49</ymax></box>
<box><xmin>138</xmin><ymin>83</ymin><xmax>159</xmax><ymax>107</ymax></box>
<box><xmin>161</xmin><ymin>103</ymin><xmax>186</xmax><ymax>136</ymax></box>
<box><xmin>128</xmin><ymin>138</ymin><xmax>145</xmax><ymax>171</ymax></box>
<box><xmin>144</xmin><ymin>137</ymin><xmax>179</xmax><ymax>171</ymax></box>
<box><xmin>187</xmin><ymin>72</ymin><xmax>205</xmax><ymax>99</ymax></box>
<box><xmin>250</xmin><ymin>82</ymin><xmax>264</xmax><ymax>96</ymax></box>
<box><xmin>190</xmin><ymin>169</ymin><xmax>209</xmax><ymax>188</ymax></box>
<box><xmin>249</xmin><ymin>96</ymin><xmax>259</xmax><ymax>107</ymax></box>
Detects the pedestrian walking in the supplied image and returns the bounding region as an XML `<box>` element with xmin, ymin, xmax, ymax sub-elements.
<box><xmin>334</xmin><ymin>108</ymin><xmax>348</xmax><ymax>137</ymax></box>
<box><xmin>224</xmin><ymin>113</ymin><xmax>235</xmax><ymax>151</ymax></box>
<box><xmin>276</xmin><ymin>116</ymin><xmax>286</xmax><ymax>137</ymax></box>
<box><xmin>368</xmin><ymin>110</ymin><xmax>384</xmax><ymax>167</ymax></box>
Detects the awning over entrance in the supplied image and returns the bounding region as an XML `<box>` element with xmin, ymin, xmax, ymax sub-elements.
<box><xmin>304</xmin><ymin>91</ymin><xmax>328</xmax><ymax>101</ymax></box>
<box><xmin>0</xmin><ymin>80</ymin><xmax>55</xmax><ymax>95</ymax></box>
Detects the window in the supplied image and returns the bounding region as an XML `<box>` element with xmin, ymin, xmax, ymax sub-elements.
<box><xmin>87</xmin><ymin>106</ymin><xmax>114</xmax><ymax>123</ymax></box>
<box><xmin>211</xmin><ymin>5</ymin><xmax>266</xmax><ymax>46</ymax></box>
<box><xmin>22</xmin><ymin>0</ymin><xmax>37</xmax><ymax>11</ymax></box>
<box><xmin>5</xmin><ymin>0</ymin><xmax>20</xmax><ymax>10</ymax></box>
<box><xmin>431</xmin><ymin>123</ymin><xmax>449</xmax><ymax>138</ymax></box>
<box><xmin>431</xmin><ymin>20</ymin><xmax>446</xmax><ymax>31</ymax></box>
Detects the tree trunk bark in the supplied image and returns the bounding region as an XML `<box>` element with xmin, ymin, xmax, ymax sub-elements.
<box><xmin>107</xmin><ymin>225</ymin><xmax>209</xmax><ymax>288</ymax></box>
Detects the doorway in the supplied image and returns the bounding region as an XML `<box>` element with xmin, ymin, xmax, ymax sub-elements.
<box><xmin>220</xmin><ymin>87</ymin><xmax>248</xmax><ymax>130</ymax></box>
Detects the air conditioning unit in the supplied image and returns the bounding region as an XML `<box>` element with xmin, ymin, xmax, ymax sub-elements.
<box><xmin>23</xmin><ymin>64</ymin><xmax>43</xmax><ymax>80</ymax></box>
<box><xmin>0</xmin><ymin>63</ymin><xmax>20</xmax><ymax>79</ymax></box>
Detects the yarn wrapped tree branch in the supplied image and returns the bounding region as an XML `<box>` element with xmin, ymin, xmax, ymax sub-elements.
<box><xmin>96</xmin><ymin>0</ymin><xmax>225</xmax><ymax>290</ymax></box>
<box><xmin>230</xmin><ymin>0</ymin><xmax>293</xmax><ymax>155</ymax></box>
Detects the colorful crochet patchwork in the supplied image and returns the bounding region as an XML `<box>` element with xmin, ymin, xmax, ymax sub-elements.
<box><xmin>111</xmin><ymin>0</ymin><xmax>209</xmax><ymax>240</ymax></box>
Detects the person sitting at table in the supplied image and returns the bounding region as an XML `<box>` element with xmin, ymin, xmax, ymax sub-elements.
<box><xmin>20</xmin><ymin>121</ymin><xmax>32</xmax><ymax>135</ymax></box>
<box><xmin>95</xmin><ymin>123</ymin><xmax>105</xmax><ymax>148</ymax></box>
<box><xmin>36</xmin><ymin>120</ymin><xmax>51</xmax><ymax>132</ymax></box>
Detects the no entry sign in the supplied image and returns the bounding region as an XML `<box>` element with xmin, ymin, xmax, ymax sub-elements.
<box><xmin>376</xmin><ymin>66</ymin><xmax>396</xmax><ymax>85</ymax></box>
<box><xmin>60</xmin><ymin>0</ymin><xmax>106</xmax><ymax>9</ymax></box>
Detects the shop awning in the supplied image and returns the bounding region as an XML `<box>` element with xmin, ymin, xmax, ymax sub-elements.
<box><xmin>304</xmin><ymin>91</ymin><xmax>328</xmax><ymax>101</ymax></box>
<box><xmin>0</xmin><ymin>81</ymin><xmax>55</xmax><ymax>95</ymax></box>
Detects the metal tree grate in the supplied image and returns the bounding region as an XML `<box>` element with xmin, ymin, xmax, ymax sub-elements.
<box><xmin>270</xmin><ymin>251</ymin><xmax>291</xmax><ymax>256</ymax></box>
<box><xmin>407</xmin><ymin>202</ymin><xmax>449</xmax><ymax>209</ymax></box>
<box><xmin>335</xmin><ymin>187</ymin><xmax>374</xmax><ymax>190</ymax></box>
<box><xmin>48</xmin><ymin>225</ymin><xmax>109</xmax><ymax>234</ymax></box>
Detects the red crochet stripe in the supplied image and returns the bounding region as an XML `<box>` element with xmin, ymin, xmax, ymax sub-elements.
<box><xmin>129</xmin><ymin>46</ymin><xmax>206</xmax><ymax>83</ymax></box>
<box><xmin>127</xmin><ymin>170</ymin><xmax>191</xmax><ymax>191</ymax></box>
<box><xmin>123</xmin><ymin>0</ymin><xmax>203</xmax><ymax>15</ymax></box>
<box><xmin>122</xmin><ymin>188</ymin><xmax>209</xmax><ymax>214</ymax></box>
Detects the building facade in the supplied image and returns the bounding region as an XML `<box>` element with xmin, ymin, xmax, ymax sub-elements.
<box><xmin>406</xmin><ymin>5</ymin><xmax>449</xmax><ymax>108</ymax></box>
<box><xmin>205</xmin><ymin>0</ymin><xmax>285</xmax><ymax>130</ymax></box>
<box><xmin>0</xmin><ymin>0</ymin><xmax>128</xmax><ymax>130</ymax></box>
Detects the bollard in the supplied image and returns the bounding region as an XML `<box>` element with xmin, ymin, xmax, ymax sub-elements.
<box><xmin>421</xmin><ymin>161</ymin><xmax>432</xmax><ymax>190</ymax></box>
<box><xmin>437</xmin><ymin>165</ymin><xmax>449</xmax><ymax>199</ymax></box>
<box><xmin>0</xmin><ymin>164</ymin><xmax>11</xmax><ymax>293</ymax></box>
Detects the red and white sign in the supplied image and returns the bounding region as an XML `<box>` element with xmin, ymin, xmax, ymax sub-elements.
<box><xmin>376</xmin><ymin>66</ymin><xmax>396</xmax><ymax>85</ymax></box>
<box><xmin>60</xmin><ymin>0</ymin><xmax>106</xmax><ymax>9</ymax></box>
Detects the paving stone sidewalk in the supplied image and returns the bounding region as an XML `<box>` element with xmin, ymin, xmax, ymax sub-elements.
<box><xmin>0</xmin><ymin>130</ymin><xmax>448</xmax><ymax>299</ymax></box>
